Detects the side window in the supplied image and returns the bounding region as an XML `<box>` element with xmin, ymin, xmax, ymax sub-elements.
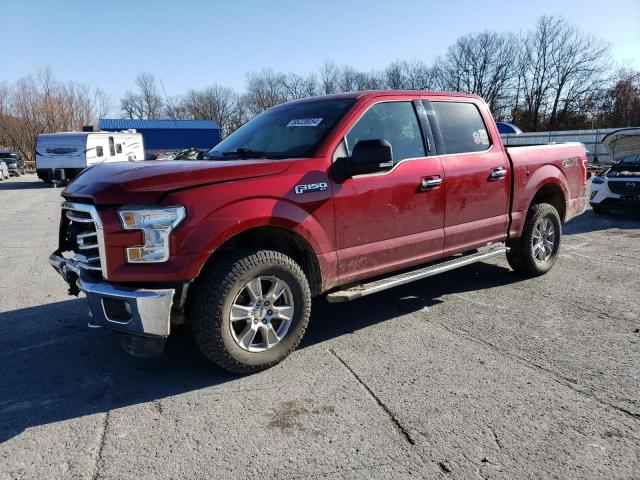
<box><xmin>96</xmin><ymin>146</ymin><xmax>104</xmax><ymax>157</ymax></box>
<box><xmin>108</xmin><ymin>136</ymin><xmax>115</xmax><ymax>156</ymax></box>
<box><xmin>345</xmin><ymin>102</ymin><xmax>425</xmax><ymax>163</ymax></box>
<box><xmin>116</xmin><ymin>143</ymin><xmax>123</xmax><ymax>154</ymax></box>
<box><xmin>431</xmin><ymin>101</ymin><xmax>490</xmax><ymax>154</ymax></box>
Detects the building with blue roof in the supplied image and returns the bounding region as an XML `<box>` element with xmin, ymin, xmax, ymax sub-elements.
<box><xmin>99</xmin><ymin>119</ymin><xmax>221</xmax><ymax>158</ymax></box>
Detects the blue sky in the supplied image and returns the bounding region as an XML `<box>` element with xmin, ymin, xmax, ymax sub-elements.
<box><xmin>2</xmin><ymin>0</ymin><xmax>639</xmax><ymax>103</ymax></box>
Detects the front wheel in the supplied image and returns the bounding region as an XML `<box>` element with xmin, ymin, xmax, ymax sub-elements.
<box><xmin>188</xmin><ymin>249</ymin><xmax>311</xmax><ymax>374</ymax></box>
<box><xmin>507</xmin><ymin>203</ymin><xmax>562</xmax><ymax>277</ymax></box>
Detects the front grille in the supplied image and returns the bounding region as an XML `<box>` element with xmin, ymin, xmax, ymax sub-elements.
<box><xmin>62</xmin><ymin>202</ymin><xmax>106</xmax><ymax>278</ymax></box>
<box><xmin>608</xmin><ymin>180</ymin><xmax>640</xmax><ymax>196</ymax></box>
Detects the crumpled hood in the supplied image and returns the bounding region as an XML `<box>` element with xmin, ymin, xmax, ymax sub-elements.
<box><xmin>63</xmin><ymin>159</ymin><xmax>293</xmax><ymax>204</ymax></box>
<box><xmin>603</xmin><ymin>128</ymin><xmax>640</xmax><ymax>161</ymax></box>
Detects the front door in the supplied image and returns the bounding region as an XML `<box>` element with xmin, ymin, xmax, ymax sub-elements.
<box><xmin>331</xmin><ymin>100</ymin><xmax>445</xmax><ymax>284</ymax></box>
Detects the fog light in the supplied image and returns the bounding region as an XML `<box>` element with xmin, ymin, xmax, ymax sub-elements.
<box><xmin>102</xmin><ymin>297</ymin><xmax>132</xmax><ymax>323</ymax></box>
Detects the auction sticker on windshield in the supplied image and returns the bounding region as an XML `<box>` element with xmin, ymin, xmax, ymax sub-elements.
<box><xmin>287</xmin><ymin>118</ymin><xmax>323</xmax><ymax>127</ymax></box>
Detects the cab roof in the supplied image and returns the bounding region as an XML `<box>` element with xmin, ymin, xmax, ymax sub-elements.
<box><xmin>279</xmin><ymin>90</ymin><xmax>483</xmax><ymax>107</ymax></box>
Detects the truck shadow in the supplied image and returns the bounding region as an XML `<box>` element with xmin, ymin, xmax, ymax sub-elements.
<box><xmin>302</xmin><ymin>261</ymin><xmax>521</xmax><ymax>347</ymax></box>
<box><xmin>0</xmin><ymin>262</ymin><xmax>519</xmax><ymax>444</ymax></box>
<box><xmin>563</xmin><ymin>208</ymin><xmax>640</xmax><ymax>236</ymax></box>
<box><xmin>0</xmin><ymin>179</ymin><xmax>53</xmax><ymax>191</ymax></box>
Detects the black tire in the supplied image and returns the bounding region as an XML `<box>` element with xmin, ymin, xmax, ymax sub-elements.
<box><xmin>188</xmin><ymin>249</ymin><xmax>311</xmax><ymax>374</ymax></box>
<box><xmin>592</xmin><ymin>205</ymin><xmax>609</xmax><ymax>215</ymax></box>
<box><xmin>507</xmin><ymin>203</ymin><xmax>562</xmax><ymax>277</ymax></box>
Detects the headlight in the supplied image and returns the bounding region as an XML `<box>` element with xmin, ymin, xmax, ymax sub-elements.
<box><xmin>592</xmin><ymin>176</ymin><xmax>605</xmax><ymax>185</ymax></box>
<box><xmin>118</xmin><ymin>206</ymin><xmax>186</xmax><ymax>263</ymax></box>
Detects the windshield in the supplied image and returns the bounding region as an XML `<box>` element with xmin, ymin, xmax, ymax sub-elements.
<box><xmin>209</xmin><ymin>98</ymin><xmax>356</xmax><ymax>159</ymax></box>
<box><xmin>618</xmin><ymin>154</ymin><xmax>640</xmax><ymax>165</ymax></box>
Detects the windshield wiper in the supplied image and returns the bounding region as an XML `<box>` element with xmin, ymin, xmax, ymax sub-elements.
<box><xmin>221</xmin><ymin>148</ymin><xmax>266</xmax><ymax>158</ymax></box>
<box><xmin>218</xmin><ymin>148</ymin><xmax>288</xmax><ymax>160</ymax></box>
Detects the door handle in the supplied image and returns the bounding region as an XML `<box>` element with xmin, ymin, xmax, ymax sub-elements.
<box><xmin>421</xmin><ymin>177</ymin><xmax>443</xmax><ymax>189</ymax></box>
<box><xmin>490</xmin><ymin>167</ymin><xmax>507</xmax><ymax>180</ymax></box>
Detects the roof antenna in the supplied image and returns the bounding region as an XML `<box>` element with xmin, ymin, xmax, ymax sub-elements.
<box><xmin>159</xmin><ymin>78</ymin><xmax>170</xmax><ymax>107</ymax></box>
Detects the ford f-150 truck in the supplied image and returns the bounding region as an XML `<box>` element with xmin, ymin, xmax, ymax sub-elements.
<box><xmin>49</xmin><ymin>91</ymin><xmax>588</xmax><ymax>373</ymax></box>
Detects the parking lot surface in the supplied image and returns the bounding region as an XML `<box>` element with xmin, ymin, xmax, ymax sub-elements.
<box><xmin>0</xmin><ymin>175</ymin><xmax>638</xmax><ymax>479</ymax></box>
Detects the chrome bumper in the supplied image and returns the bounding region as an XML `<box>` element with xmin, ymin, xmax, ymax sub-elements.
<box><xmin>49</xmin><ymin>252</ymin><xmax>174</xmax><ymax>337</ymax></box>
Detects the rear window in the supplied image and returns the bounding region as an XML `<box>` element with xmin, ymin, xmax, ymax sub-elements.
<box><xmin>430</xmin><ymin>101</ymin><xmax>490</xmax><ymax>155</ymax></box>
<box><xmin>96</xmin><ymin>146</ymin><xmax>103</xmax><ymax>157</ymax></box>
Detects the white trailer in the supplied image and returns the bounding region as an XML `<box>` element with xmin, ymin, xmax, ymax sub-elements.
<box><xmin>36</xmin><ymin>131</ymin><xmax>144</xmax><ymax>182</ymax></box>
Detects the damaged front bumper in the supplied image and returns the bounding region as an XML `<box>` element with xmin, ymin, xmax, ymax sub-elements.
<box><xmin>49</xmin><ymin>251</ymin><xmax>176</xmax><ymax>347</ymax></box>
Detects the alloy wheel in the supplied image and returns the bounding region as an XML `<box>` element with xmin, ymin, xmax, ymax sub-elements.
<box><xmin>229</xmin><ymin>276</ymin><xmax>295</xmax><ymax>352</ymax></box>
<box><xmin>531</xmin><ymin>217</ymin><xmax>556</xmax><ymax>262</ymax></box>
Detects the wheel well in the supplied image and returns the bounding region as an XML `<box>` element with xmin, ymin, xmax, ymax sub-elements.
<box><xmin>205</xmin><ymin>226</ymin><xmax>323</xmax><ymax>296</ymax></box>
<box><xmin>531</xmin><ymin>183</ymin><xmax>566</xmax><ymax>222</ymax></box>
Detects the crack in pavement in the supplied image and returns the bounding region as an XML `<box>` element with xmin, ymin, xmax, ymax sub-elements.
<box><xmin>428</xmin><ymin>319</ymin><xmax>640</xmax><ymax>426</ymax></box>
<box><xmin>329</xmin><ymin>348</ymin><xmax>416</xmax><ymax>446</ymax></box>
<box><xmin>489</xmin><ymin>425</ymin><xmax>503</xmax><ymax>450</ymax></box>
<box><xmin>90</xmin><ymin>410</ymin><xmax>110</xmax><ymax>480</ymax></box>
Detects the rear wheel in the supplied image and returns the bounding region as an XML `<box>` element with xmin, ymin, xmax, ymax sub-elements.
<box><xmin>507</xmin><ymin>203</ymin><xmax>561</xmax><ymax>277</ymax></box>
<box><xmin>189</xmin><ymin>249</ymin><xmax>311</xmax><ymax>374</ymax></box>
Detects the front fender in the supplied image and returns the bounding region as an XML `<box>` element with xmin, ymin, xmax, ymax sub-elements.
<box><xmin>167</xmin><ymin>195</ymin><xmax>334</xmax><ymax>281</ymax></box>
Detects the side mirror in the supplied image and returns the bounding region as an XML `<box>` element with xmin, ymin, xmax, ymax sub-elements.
<box><xmin>333</xmin><ymin>139</ymin><xmax>393</xmax><ymax>181</ymax></box>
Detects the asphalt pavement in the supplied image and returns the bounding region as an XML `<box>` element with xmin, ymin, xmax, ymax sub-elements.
<box><xmin>0</xmin><ymin>175</ymin><xmax>638</xmax><ymax>479</ymax></box>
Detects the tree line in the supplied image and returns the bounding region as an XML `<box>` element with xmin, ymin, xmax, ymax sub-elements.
<box><xmin>122</xmin><ymin>16</ymin><xmax>640</xmax><ymax>136</ymax></box>
<box><xmin>0</xmin><ymin>68</ymin><xmax>111</xmax><ymax>163</ymax></box>
<box><xmin>1</xmin><ymin>15</ymin><xmax>639</xmax><ymax>163</ymax></box>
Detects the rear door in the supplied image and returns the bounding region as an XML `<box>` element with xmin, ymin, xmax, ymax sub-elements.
<box><xmin>332</xmin><ymin>99</ymin><xmax>445</xmax><ymax>284</ymax></box>
<box><xmin>426</xmin><ymin>99</ymin><xmax>510</xmax><ymax>255</ymax></box>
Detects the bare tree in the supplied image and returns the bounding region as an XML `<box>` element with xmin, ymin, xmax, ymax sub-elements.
<box><xmin>279</xmin><ymin>72</ymin><xmax>318</xmax><ymax>100</ymax></box>
<box><xmin>384</xmin><ymin>60</ymin><xmax>435</xmax><ymax>90</ymax></box>
<box><xmin>121</xmin><ymin>73</ymin><xmax>164</xmax><ymax>119</ymax></box>
<box><xmin>597</xmin><ymin>68</ymin><xmax>640</xmax><ymax>128</ymax></box>
<box><xmin>0</xmin><ymin>69</ymin><xmax>109</xmax><ymax>163</ymax></box>
<box><xmin>515</xmin><ymin>16</ymin><xmax>563</xmax><ymax>130</ymax></box>
<box><xmin>243</xmin><ymin>69</ymin><xmax>288</xmax><ymax>115</ymax></box>
<box><xmin>433</xmin><ymin>32</ymin><xmax>519</xmax><ymax>118</ymax></box>
<box><xmin>93</xmin><ymin>88</ymin><xmax>114</xmax><ymax>119</ymax></box>
<box><xmin>514</xmin><ymin>16</ymin><xmax>612</xmax><ymax>130</ymax></box>
<box><xmin>170</xmin><ymin>85</ymin><xmax>244</xmax><ymax>137</ymax></box>
<box><xmin>546</xmin><ymin>20</ymin><xmax>611</xmax><ymax>129</ymax></box>
<box><xmin>319</xmin><ymin>60</ymin><xmax>340</xmax><ymax>94</ymax></box>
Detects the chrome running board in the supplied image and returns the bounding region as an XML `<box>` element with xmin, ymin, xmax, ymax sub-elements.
<box><xmin>326</xmin><ymin>245</ymin><xmax>508</xmax><ymax>303</ymax></box>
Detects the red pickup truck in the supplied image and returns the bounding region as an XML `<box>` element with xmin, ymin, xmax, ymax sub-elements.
<box><xmin>50</xmin><ymin>91</ymin><xmax>588</xmax><ymax>373</ymax></box>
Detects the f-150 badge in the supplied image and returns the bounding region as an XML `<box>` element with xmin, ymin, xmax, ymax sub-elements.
<box><xmin>294</xmin><ymin>182</ymin><xmax>328</xmax><ymax>195</ymax></box>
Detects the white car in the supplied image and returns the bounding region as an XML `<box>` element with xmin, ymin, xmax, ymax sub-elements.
<box><xmin>0</xmin><ymin>161</ymin><xmax>9</xmax><ymax>180</ymax></box>
<box><xmin>590</xmin><ymin>128</ymin><xmax>640</xmax><ymax>214</ymax></box>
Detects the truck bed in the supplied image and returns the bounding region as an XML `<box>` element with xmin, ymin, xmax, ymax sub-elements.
<box><xmin>506</xmin><ymin>142</ymin><xmax>588</xmax><ymax>235</ymax></box>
